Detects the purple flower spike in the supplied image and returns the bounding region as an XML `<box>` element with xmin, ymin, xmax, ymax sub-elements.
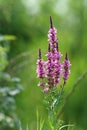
<box><xmin>54</xmin><ymin>52</ymin><xmax>62</xmax><ymax>84</ymax></box>
<box><xmin>36</xmin><ymin>49</ymin><xmax>45</xmax><ymax>78</ymax></box>
<box><xmin>62</xmin><ymin>53</ymin><xmax>71</xmax><ymax>84</ymax></box>
<box><xmin>48</xmin><ymin>17</ymin><xmax>58</xmax><ymax>46</ymax></box>
<box><xmin>45</xmin><ymin>44</ymin><xmax>55</xmax><ymax>87</ymax></box>
<box><xmin>36</xmin><ymin>17</ymin><xmax>71</xmax><ymax>91</ymax></box>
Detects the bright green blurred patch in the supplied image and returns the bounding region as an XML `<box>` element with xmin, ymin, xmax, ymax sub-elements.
<box><xmin>0</xmin><ymin>35</ymin><xmax>16</xmax><ymax>42</ymax></box>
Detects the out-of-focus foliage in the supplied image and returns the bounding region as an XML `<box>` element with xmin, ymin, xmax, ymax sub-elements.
<box><xmin>0</xmin><ymin>36</ymin><xmax>23</xmax><ymax>130</ymax></box>
<box><xmin>0</xmin><ymin>45</ymin><xmax>7</xmax><ymax>71</ymax></box>
<box><xmin>0</xmin><ymin>0</ymin><xmax>29</xmax><ymax>39</ymax></box>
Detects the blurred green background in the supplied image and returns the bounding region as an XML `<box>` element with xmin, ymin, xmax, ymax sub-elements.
<box><xmin>0</xmin><ymin>0</ymin><xmax>87</xmax><ymax>129</ymax></box>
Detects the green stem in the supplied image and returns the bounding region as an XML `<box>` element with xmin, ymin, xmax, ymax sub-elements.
<box><xmin>37</xmin><ymin>109</ymin><xmax>39</xmax><ymax>130</ymax></box>
<box><xmin>59</xmin><ymin>124</ymin><xmax>74</xmax><ymax>130</ymax></box>
<box><xmin>55</xmin><ymin>71</ymin><xmax>87</xmax><ymax>123</ymax></box>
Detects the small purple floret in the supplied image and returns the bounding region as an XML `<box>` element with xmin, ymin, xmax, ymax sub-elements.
<box><xmin>43</xmin><ymin>87</ymin><xmax>49</xmax><ymax>92</ymax></box>
<box><xmin>48</xmin><ymin>27</ymin><xmax>58</xmax><ymax>45</ymax></box>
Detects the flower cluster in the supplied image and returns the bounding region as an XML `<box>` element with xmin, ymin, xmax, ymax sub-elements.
<box><xmin>36</xmin><ymin>16</ymin><xmax>71</xmax><ymax>92</ymax></box>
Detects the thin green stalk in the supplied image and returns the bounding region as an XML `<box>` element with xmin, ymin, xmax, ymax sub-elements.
<box><xmin>40</xmin><ymin>118</ymin><xmax>44</xmax><ymax>130</ymax></box>
<box><xmin>19</xmin><ymin>121</ymin><xmax>22</xmax><ymax>130</ymax></box>
<box><xmin>36</xmin><ymin>109</ymin><xmax>39</xmax><ymax>130</ymax></box>
<box><xmin>27</xmin><ymin>124</ymin><xmax>29</xmax><ymax>130</ymax></box>
<box><xmin>49</xmin><ymin>119</ymin><xmax>54</xmax><ymax>130</ymax></box>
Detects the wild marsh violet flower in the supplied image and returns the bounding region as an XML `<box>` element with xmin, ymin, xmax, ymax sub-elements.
<box><xmin>36</xmin><ymin>17</ymin><xmax>71</xmax><ymax>92</ymax></box>
<box><xmin>62</xmin><ymin>53</ymin><xmax>71</xmax><ymax>84</ymax></box>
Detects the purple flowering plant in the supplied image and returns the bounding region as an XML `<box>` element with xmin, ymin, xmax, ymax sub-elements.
<box><xmin>36</xmin><ymin>16</ymin><xmax>71</xmax><ymax>129</ymax></box>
